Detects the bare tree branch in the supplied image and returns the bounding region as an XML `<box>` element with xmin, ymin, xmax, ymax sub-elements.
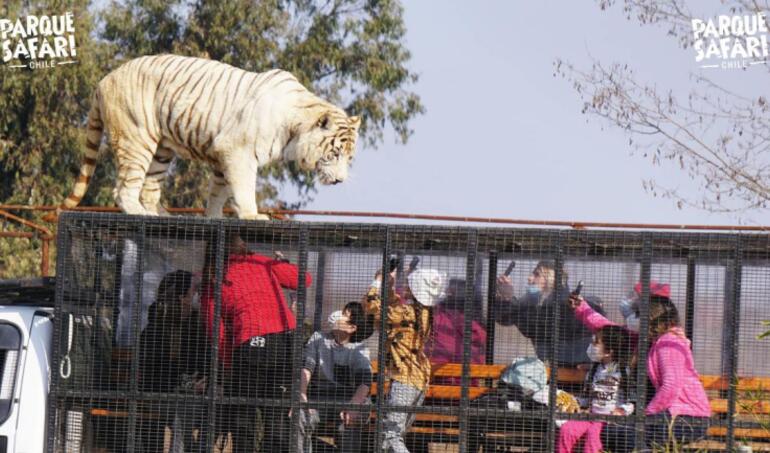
<box><xmin>556</xmin><ymin>1</ymin><xmax>770</xmax><ymax>216</ymax></box>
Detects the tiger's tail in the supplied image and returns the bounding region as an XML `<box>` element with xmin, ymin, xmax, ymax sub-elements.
<box><xmin>43</xmin><ymin>92</ymin><xmax>103</xmax><ymax>223</ymax></box>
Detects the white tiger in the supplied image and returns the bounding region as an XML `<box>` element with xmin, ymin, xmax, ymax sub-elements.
<box><xmin>50</xmin><ymin>54</ymin><xmax>360</xmax><ymax>220</ymax></box>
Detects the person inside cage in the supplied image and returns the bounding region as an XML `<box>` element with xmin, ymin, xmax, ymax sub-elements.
<box><xmin>425</xmin><ymin>278</ymin><xmax>487</xmax><ymax>385</ymax></box>
<box><xmin>138</xmin><ymin>270</ymin><xmax>209</xmax><ymax>453</ymax></box>
<box><xmin>363</xmin><ymin>266</ymin><xmax>447</xmax><ymax>453</ymax></box>
<box><xmin>569</xmin><ymin>292</ymin><xmax>711</xmax><ymax>452</ymax></box>
<box><xmin>570</xmin><ymin>280</ymin><xmax>671</xmax><ymax>402</ymax></box>
<box><xmin>557</xmin><ymin>325</ymin><xmax>635</xmax><ymax>453</ymax></box>
<box><xmin>617</xmin><ymin>280</ymin><xmax>671</xmax><ymax>336</ymax></box>
<box><xmin>201</xmin><ymin>231</ymin><xmax>312</xmax><ymax>453</ymax></box>
<box><xmin>293</xmin><ymin>301</ymin><xmax>374</xmax><ymax>453</ymax></box>
<box><xmin>494</xmin><ymin>260</ymin><xmax>605</xmax><ymax>366</ymax></box>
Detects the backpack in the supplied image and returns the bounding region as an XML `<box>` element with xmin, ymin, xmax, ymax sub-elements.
<box><xmin>498</xmin><ymin>356</ymin><xmax>550</xmax><ymax>406</ymax></box>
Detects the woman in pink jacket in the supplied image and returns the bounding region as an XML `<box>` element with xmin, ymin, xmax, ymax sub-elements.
<box><xmin>569</xmin><ymin>294</ymin><xmax>711</xmax><ymax>452</ymax></box>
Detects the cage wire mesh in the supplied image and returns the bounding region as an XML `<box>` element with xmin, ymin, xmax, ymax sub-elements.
<box><xmin>46</xmin><ymin>213</ymin><xmax>770</xmax><ymax>453</ymax></box>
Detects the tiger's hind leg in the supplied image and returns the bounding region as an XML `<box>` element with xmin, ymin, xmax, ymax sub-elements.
<box><xmin>204</xmin><ymin>168</ymin><xmax>232</xmax><ymax>218</ymax></box>
<box><xmin>140</xmin><ymin>146</ymin><xmax>175</xmax><ymax>215</ymax></box>
<box><xmin>113</xmin><ymin>139</ymin><xmax>154</xmax><ymax>216</ymax></box>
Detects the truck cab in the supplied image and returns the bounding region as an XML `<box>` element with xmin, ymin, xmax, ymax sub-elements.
<box><xmin>0</xmin><ymin>279</ymin><xmax>55</xmax><ymax>453</ymax></box>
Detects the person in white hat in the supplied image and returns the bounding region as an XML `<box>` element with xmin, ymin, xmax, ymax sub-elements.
<box><xmin>363</xmin><ymin>266</ymin><xmax>447</xmax><ymax>453</ymax></box>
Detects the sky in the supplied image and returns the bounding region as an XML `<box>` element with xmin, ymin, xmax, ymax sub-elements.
<box><xmin>280</xmin><ymin>1</ymin><xmax>770</xmax><ymax>227</ymax></box>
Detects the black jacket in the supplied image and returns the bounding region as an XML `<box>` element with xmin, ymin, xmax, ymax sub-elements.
<box><xmin>494</xmin><ymin>285</ymin><xmax>605</xmax><ymax>366</ymax></box>
<box><xmin>139</xmin><ymin>306</ymin><xmax>209</xmax><ymax>393</ymax></box>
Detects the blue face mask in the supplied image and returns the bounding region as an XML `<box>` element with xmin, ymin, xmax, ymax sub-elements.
<box><xmin>525</xmin><ymin>284</ymin><xmax>542</xmax><ymax>296</ymax></box>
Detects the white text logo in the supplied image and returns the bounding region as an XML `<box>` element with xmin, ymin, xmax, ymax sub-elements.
<box><xmin>1</xmin><ymin>13</ymin><xmax>78</xmax><ymax>69</ymax></box>
<box><xmin>692</xmin><ymin>14</ymin><xmax>769</xmax><ymax>69</ymax></box>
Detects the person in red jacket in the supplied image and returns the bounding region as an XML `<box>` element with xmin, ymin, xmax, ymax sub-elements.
<box><xmin>201</xmin><ymin>232</ymin><xmax>312</xmax><ymax>453</ymax></box>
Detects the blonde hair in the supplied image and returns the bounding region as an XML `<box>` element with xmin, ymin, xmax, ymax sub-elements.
<box><xmin>648</xmin><ymin>295</ymin><xmax>681</xmax><ymax>340</ymax></box>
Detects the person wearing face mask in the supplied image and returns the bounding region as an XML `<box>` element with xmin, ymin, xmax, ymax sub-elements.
<box><xmin>294</xmin><ymin>302</ymin><xmax>374</xmax><ymax>453</ymax></box>
<box><xmin>569</xmin><ymin>280</ymin><xmax>672</xmax><ymax>353</ymax></box>
<box><xmin>557</xmin><ymin>325</ymin><xmax>634</xmax><ymax>453</ymax></box>
<box><xmin>568</xmin><ymin>280</ymin><xmax>670</xmax><ymax>409</ymax></box>
<box><xmin>495</xmin><ymin>261</ymin><xmax>605</xmax><ymax>366</ymax></box>
<box><xmin>363</xmin><ymin>267</ymin><xmax>447</xmax><ymax>453</ymax></box>
<box><xmin>618</xmin><ymin>281</ymin><xmax>671</xmax><ymax>335</ymax></box>
<box><xmin>594</xmin><ymin>296</ymin><xmax>709</xmax><ymax>452</ymax></box>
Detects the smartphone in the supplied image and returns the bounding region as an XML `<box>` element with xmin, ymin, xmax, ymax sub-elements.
<box><xmin>572</xmin><ymin>280</ymin><xmax>584</xmax><ymax>296</ymax></box>
<box><xmin>408</xmin><ymin>256</ymin><xmax>420</xmax><ymax>273</ymax></box>
<box><xmin>503</xmin><ymin>261</ymin><xmax>516</xmax><ymax>277</ymax></box>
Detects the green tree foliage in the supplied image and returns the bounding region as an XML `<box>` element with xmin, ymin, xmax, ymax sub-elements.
<box><xmin>0</xmin><ymin>0</ymin><xmax>422</xmax><ymax>277</ymax></box>
<box><xmin>0</xmin><ymin>0</ymin><xmax>109</xmax><ymax>278</ymax></box>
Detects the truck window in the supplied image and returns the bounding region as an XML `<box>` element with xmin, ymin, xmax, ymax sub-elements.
<box><xmin>0</xmin><ymin>323</ymin><xmax>21</xmax><ymax>425</ymax></box>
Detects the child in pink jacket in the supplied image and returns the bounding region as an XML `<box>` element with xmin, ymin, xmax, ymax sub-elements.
<box><xmin>569</xmin><ymin>292</ymin><xmax>711</xmax><ymax>452</ymax></box>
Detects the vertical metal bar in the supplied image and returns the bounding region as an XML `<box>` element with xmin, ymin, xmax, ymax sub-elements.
<box><xmin>485</xmin><ymin>251</ymin><xmax>498</xmax><ymax>365</ymax></box>
<box><xmin>126</xmin><ymin>219</ymin><xmax>146</xmax><ymax>453</ymax></box>
<box><xmin>46</xmin><ymin>213</ymin><xmax>72</xmax><ymax>453</ymax></box>
<box><xmin>685</xmin><ymin>256</ymin><xmax>696</xmax><ymax>345</ymax></box>
<box><xmin>374</xmin><ymin>226</ymin><xmax>392</xmax><ymax>450</ymax></box>
<box><xmin>545</xmin><ymin>231</ymin><xmax>564</xmax><ymax>453</ymax></box>
<box><xmin>394</xmin><ymin>250</ymin><xmax>405</xmax><ymax>297</ymax></box>
<box><xmin>458</xmin><ymin>229</ymin><xmax>479</xmax><ymax>453</ymax></box>
<box><xmin>726</xmin><ymin>235</ymin><xmax>743</xmax><ymax>452</ymax></box>
<box><xmin>721</xmin><ymin>262</ymin><xmax>736</xmax><ymax>399</ymax></box>
<box><xmin>289</xmin><ymin>226</ymin><xmax>310</xmax><ymax>453</ymax></box>
<box><xmin>111</xmin><ymin>242</ymin><xmax>125</xmax><ymax>347</ymax></box>
<box><xmin>205</xmin><ymin>222</ymin><xmax>225</xmax><ymax>451</ymax></box>
<box><xmin>634</xmin><ymin>234</ymin><xmax>653</xmax><ymax>452</ymax></box>
<box><xmin>312</xmin><ymin>251</ymin><xmax>327</xmax><ymax>331</ymax></box>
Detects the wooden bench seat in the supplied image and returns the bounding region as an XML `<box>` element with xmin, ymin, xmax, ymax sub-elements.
<box><xmin>88</xmin><ymin>358</ymin><xmax>770</xmax><ymax>451</ymax></box>
<box><xmin>368</xmin><ymin>361</ymin><xmax>770</xmax><ymax>451</ymax></box>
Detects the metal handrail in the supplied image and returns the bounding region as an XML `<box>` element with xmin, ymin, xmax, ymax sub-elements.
<box><xmin>0</xmin><ymin>204</ymin><xmax>768</xmax><ymax>232</ymax></box>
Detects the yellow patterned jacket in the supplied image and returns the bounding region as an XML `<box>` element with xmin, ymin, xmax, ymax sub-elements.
<box><xmin>363</xmin><ymin>287</ymin><xmax>432</xmax><ymax>390</ymax></box>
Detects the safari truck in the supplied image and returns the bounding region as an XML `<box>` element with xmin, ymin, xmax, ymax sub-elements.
<box><xmin>1</xmin><ymin>211</ymin><xmax>770</xmax><ymax>453</ymax></box>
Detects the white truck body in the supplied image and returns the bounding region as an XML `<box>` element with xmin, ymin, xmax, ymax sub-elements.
<box><xmin>0</xmin><ymin>305</ymin><xmax>53</xmax><ymax>453</ymax></box>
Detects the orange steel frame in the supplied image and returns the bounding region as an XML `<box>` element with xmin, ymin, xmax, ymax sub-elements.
<box><xmin>0</xmin><ymin>203</ymin><xmax>768</xmax><ymax>278</ymax></box>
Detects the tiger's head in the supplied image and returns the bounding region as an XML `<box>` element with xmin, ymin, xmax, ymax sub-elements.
<box><xmin>291</xmin><ymin>107</ymin><xmax>361</xmax><ymax>185</ymax></box>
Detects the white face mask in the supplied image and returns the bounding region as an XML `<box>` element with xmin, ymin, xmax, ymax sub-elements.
<box><xmin>626</xmin><ymin>314</ymin><xmax>640</xmax><ymax>333</ymax></box>
<box><xmin>586</xmin><ymin>343</ymin><xmax>605</xmax><ymax>363</ymax></box>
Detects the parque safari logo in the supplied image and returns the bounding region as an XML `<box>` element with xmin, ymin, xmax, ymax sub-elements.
<box><xmin>692</xmin><ymin>13</ymin><xmax>769</xmax><ymax>69</ymax></box>
<box><xmin>1</xmin><ymin>12</ymin><xmax>77</xmax><ymax>69</ymax></box>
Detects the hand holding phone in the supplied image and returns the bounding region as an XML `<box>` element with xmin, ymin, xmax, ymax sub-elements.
<box><xmin>567</xmin><ymin>281</ymin><xmax>584</xmax><ymax>310</ymax></box>
<box><xmin>503</xmin><ymin>261</ymin><xmax>516</xmax><ymax>277</ymax></box>
<box><xmin>572</xmin><ymin>280</ymin><xmax>584</xmax><ymax>296</ymax></box>
<box><xmin>408</xmin><ymin>256</ymin><xmax>420</xmax><ymax>273</ymax></box>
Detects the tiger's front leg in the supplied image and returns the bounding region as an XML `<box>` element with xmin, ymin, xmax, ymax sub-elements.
<box><xmin>222</xmin><ymin>152</ymin><xmax>269</xmax><ymax>221</ymax></box>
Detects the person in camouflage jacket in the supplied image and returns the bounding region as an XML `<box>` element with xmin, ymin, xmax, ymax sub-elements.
<box><xmin>363</xmin><ymin>267</ymin><xmax>447</xmax><ymax>453</ymax></box>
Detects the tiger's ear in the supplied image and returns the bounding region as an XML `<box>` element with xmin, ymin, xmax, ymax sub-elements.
<box><xmin>349</xmin><ymin>116</ymin><xmax>361</xmax><ymax>129</ymax></box>
<box><xmin>317</xmin><ymin>113</ymin><xmax>330</xmax><ymax>129</ymax></box>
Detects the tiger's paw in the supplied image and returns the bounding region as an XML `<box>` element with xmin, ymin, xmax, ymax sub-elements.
<box><xmin>242</xmin><ymin>213</ymin><xmax>271</xmax><ymax>221</ymax></box>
